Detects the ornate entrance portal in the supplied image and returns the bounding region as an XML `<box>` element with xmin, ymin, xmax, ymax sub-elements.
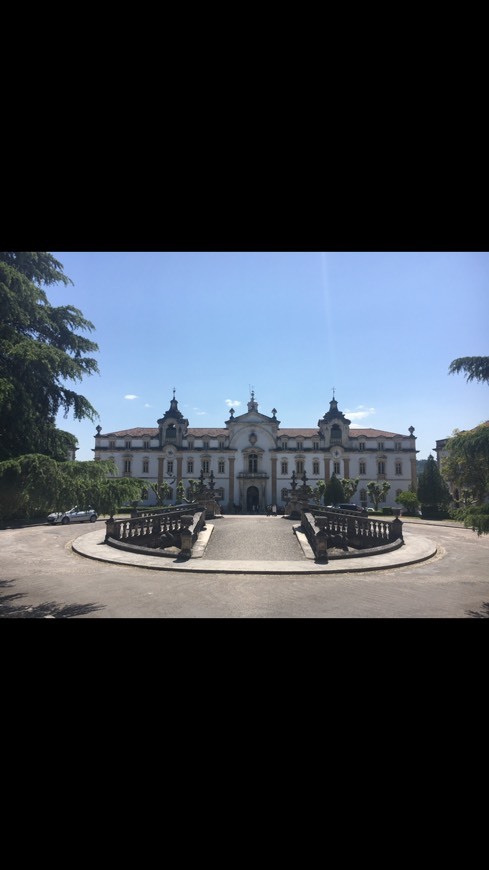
<box><xmin>246</xmin><ymin>485</ymin><xmax>259</xmax><ymax>513</ymax></box>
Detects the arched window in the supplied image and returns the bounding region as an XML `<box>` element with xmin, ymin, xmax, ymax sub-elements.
<box><xmin>331</xmin><ymin>425</ymin><xmax>342</xmax><ymax>443</ymax></box>
<box><xmin>248</xmin><ymin>453</ymin><xmax>258</xmax><ymax>472</ymax></box>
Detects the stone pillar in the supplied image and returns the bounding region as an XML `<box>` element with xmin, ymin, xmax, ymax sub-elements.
<box><xmin>158</xmin><ymin>457</ymin><xmax>164</xmax><ymax>486</ymax></box>
<box><xmin>271</xmin><ymin>456</ymin><xmax>277</xmax><ymax>505</ymax></box>
<box><xmin>410</xmin><ymin>456</ymin><xmax>417</xmax><ymax>489</ymax></box>
<box><xmin>228</xmin><ymin>457</ymin><xmax>235</xmax><ymax>509</ymax></box>
<box><xmin>343</xmin><ymin>457</ymin><xmax>350</xmax><ymax>478</ymax></box>
<box><xmin>324</xmin><ymin>457</ymin><xmax>331</xmax><ymax>481</ymax></box>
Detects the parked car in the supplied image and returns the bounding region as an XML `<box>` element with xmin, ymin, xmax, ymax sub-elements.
<box><xmin>325</xmin><ymin>504</ymin><xmax>363</xmax><ymax>512</ymax></box>
<box><xmin>47</xmin><ymin>506</ymin><xmax>98</xmax><ymax>525</ymax></box>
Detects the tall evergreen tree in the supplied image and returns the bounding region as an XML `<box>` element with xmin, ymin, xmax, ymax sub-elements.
<box><xmin>417</xmin><ymin>455</ymin><xmax>451</xmax><ymax>516</ymax></box>
<box><xmin>0</xmin><ymin>252</ymin><xmax>99</xmax><ymax>460</ymax></box>
<box><xmin>448</xmin><ymin>356</ymin><xmax>489</xmax><ymax>385</ymax></box>
<box><xmin>324</xmin><ymin>473</ymin><xmax>345</xmax><ymax>505</ymax></box>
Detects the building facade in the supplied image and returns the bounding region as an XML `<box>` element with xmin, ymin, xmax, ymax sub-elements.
<box><xmin>93</xmin><ymin>392</ymin><xmax>418</xmax><ymax>511</ymax></box>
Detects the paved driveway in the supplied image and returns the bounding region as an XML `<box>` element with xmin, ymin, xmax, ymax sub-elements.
<box><xmin>0</xmin><ymin>518</ymin><xmax>488</xmax><ymax>617</ymax></box>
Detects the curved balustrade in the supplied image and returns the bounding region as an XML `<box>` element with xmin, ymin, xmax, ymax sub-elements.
<box><xmin>301</xmin><ymin>507</ymin><xmax>403</xmax><ymax>562</ymax></box>
<box><xmin>105</xmin><ymin>507</ymin><xmax>206</xmax><ymax>557</ymax></box>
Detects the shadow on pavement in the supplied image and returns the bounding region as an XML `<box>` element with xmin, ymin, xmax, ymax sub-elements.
<box><xmin>0</xmin><ymin>579</ymin><xmax>106</xmax><ymax>618</ymax></box>
<box><xmin>465</xmin><ymin>601</ymin><xmax>489</xmax><ymax>618</ymax></box>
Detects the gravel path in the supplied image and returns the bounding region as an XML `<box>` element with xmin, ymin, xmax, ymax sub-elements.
<box><xmin>203</xmin><ymin>515</ymin><xmax>305</xmax><ymax>561</ymax></box>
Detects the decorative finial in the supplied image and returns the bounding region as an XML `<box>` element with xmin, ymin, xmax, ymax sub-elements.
<box><xmin>173</xmin><ymin>387</ymin><xmax>176</xmax><ymax>399</ymax></box>
<box><xmin>332</xmin><ymin>386</ymin><xmax>335</xmax><ymax>399</ymax></box>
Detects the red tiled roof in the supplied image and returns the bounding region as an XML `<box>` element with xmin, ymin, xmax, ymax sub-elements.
<box><xmin>99</xmin><ymin>428</ymin><xmax>159</xmax><ymax>437</ymax></box>
<box><xmin>187</xmin><ymin>428</ymin><xmax>228</xmax><ymax>436</ymax></box>
<box><xmin>98</xmin><ymin>426</ymin><xmax>410</xmax><ymax>439</ymax></box>
<box><xmin>348</xmin><ymin>428</ymin><xmax>408</xmax><ymax>438</ymax></box>
<box><xmin>278</xmin><ymin>429</ymin><xmax>320</xmax><ymax>437</ymax></box>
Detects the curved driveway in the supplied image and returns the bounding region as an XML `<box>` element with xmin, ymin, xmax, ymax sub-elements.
<box><xmin>1</xmin><ymin>518</ymin><xmax>488</xmax><ymax>618</ymax></box>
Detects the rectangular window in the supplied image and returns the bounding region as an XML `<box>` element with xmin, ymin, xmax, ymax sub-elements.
<box><xmin>187</xmin><ymin>460</ymin><xmax>194</xmax><ymax>474</ymax></box>
<box><xmin>167</xmin><ymin>461</ymin><xmax>173</xmax><ymax>475</ymax></box>
<box><xmin>395</xmin><ymin>442</ymin><xmax>402</xmax><ymax>451</ymax></box>
<box><xmin>378</xmin><ymin>461</ymin><xmax>385</xmax><ymax>475</ymax></box>
<box><xmin>219</xmin><ymin>440</ymin><xmax>225</xmax><ymax>449</ymax></box>
<box><xmin>395</xmin><ymin>462</ymin><xmax>402</xmax><ymax>475</ymax></box>
<box><xmin>359</xmin><ymin>461</ymin><xmax>366</xmax><ymax>475</ymax></box>
<box><xmin>313</xmin><ymin>460</ymin><xmax>320</xmax><ymax>475</ymax></box>
<box><xmin>187</xmin><ymin>440</ymin><xmax>193</xmax><ymax>449</ymax></box>
<box><xmin>124</xmin><ymin>459</ymin><xmax>131</xmax><ymax>474</ymax></box>
<box><xmin>359</xmin><ymin>442</ymin><xmax>365</xmax><ymax>451</ymax></box>
<box><xmin>378</xmin><ymin>442</ymin><xmax>384</xmax><ymax>451</ymax></box>
<box><xmin>125</xmin><ymin>440</ymin><xmax>131</xmax><ymax>449</ymax></box>
<box><xmin>203</xmin><ymin>441</ymin><xmax>209</xmax><ymax>450</ymax></box>
<box><xmin>218</xmin><ymin>460</ymin><xmax>225</xmax><ymax>473</ymax></box>
<box><xmin>313</xmin><ymin>441</ymin><xmax>319</xmax><ymax>450</ymax></box>
<box><xmin>143</xmin><ymin>440</ymin><xmax>150</xmax><ymax>449</ymax></box>
<box><xmin>202</xmin><ymin>460</ymin><xmax>209</xmax><ymax>474</ymax></box>
<box><xmin>334</xmin><ymin>461</ymin><xmax>340</xmax><ymax>475</ymax></box>
<box><xmin>297</xmin><ymin>441</ymin><xmax>303</xmax><ymax>450</ymax></box>
<box><xmin>282</xmin><ymin>441</ymin><xmax>287</xmax><ymax>450</ymax></box>
<box><xmin>109</xmin><ymin>440</ymin><xmax>116</xmax><ymax>449</ymax></box>
<box><xmin>281</xmin><ymin>461</ymin><xmax>288</xmax><ymax>475</ymax></box>
<box><xmin>360</xmin><ymin>488</ymin><xmax>367</xmax><ymax>506</ymax></box>
<box><xmin>142</xmin><ymin>459</ymin><xmax>149</xmax><ymax>474</ymax></box>
<box><xmin>296</xmin><ymin>460</ymin><xmax>304</xmax><ymax>474</ymax></box>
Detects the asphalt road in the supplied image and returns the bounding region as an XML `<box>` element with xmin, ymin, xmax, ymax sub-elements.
<box><xmin>1</xmin><ymin>518</ymin><xmax>488</xmax><ymax>618</ymax></box>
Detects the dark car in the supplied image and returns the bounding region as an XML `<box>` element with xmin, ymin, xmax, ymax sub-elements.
<box><xmin>337</xmin><ymin>503</ymin><xmax>362</xmax><ymax>512</ymax></box>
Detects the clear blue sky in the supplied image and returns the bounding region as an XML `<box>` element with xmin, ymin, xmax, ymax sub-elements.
<box><xmin>51</xmin><ymin>251</ymin><xmax>488</xmax><ymax>462</ymax></box>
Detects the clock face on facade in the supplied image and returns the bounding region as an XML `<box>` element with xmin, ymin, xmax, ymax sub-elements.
<box><xmin>333</xmin><ymin>449</ymin><xmax>340</xmax><ymax>458</ymax></box>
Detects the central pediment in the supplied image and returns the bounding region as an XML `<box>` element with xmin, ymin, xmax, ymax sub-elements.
<box><xmin>230</xmin><ymin>409</ymin><xmax>274</xmax><ymax>426</ymax></box>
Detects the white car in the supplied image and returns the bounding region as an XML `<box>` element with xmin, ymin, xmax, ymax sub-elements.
<box><xmin>47</xmin><ymin>507</ymin><xmax>98</xmax><ymax>525</ymax></box>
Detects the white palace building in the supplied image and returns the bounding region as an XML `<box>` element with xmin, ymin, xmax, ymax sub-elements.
<box><xmin>93</xmin><ymin>392</ymin><xmax>418</xmax><ymax>512</ymax></box>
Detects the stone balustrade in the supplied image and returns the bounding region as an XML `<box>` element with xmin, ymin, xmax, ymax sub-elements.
<box><xmin>301</xmin><ymin>507</ymin><xmax>403</xmax><ymax>563</ymax></box>
<box><xmin>105</xmin><ymin>507</ymin><xmax>206</xmax><ymax>557</ymax></box>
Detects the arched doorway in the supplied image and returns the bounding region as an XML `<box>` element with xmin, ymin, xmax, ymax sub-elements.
<box><xmin>246</xmin><ymin>485</ymin><xmax>259</xmax><ymax>513</ymax></box>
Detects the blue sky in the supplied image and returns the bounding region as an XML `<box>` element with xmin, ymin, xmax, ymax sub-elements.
<box><xmin>51</xmin><ymin>251</ymin><xmax>488</xmax><ymax>462</ymax></box>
